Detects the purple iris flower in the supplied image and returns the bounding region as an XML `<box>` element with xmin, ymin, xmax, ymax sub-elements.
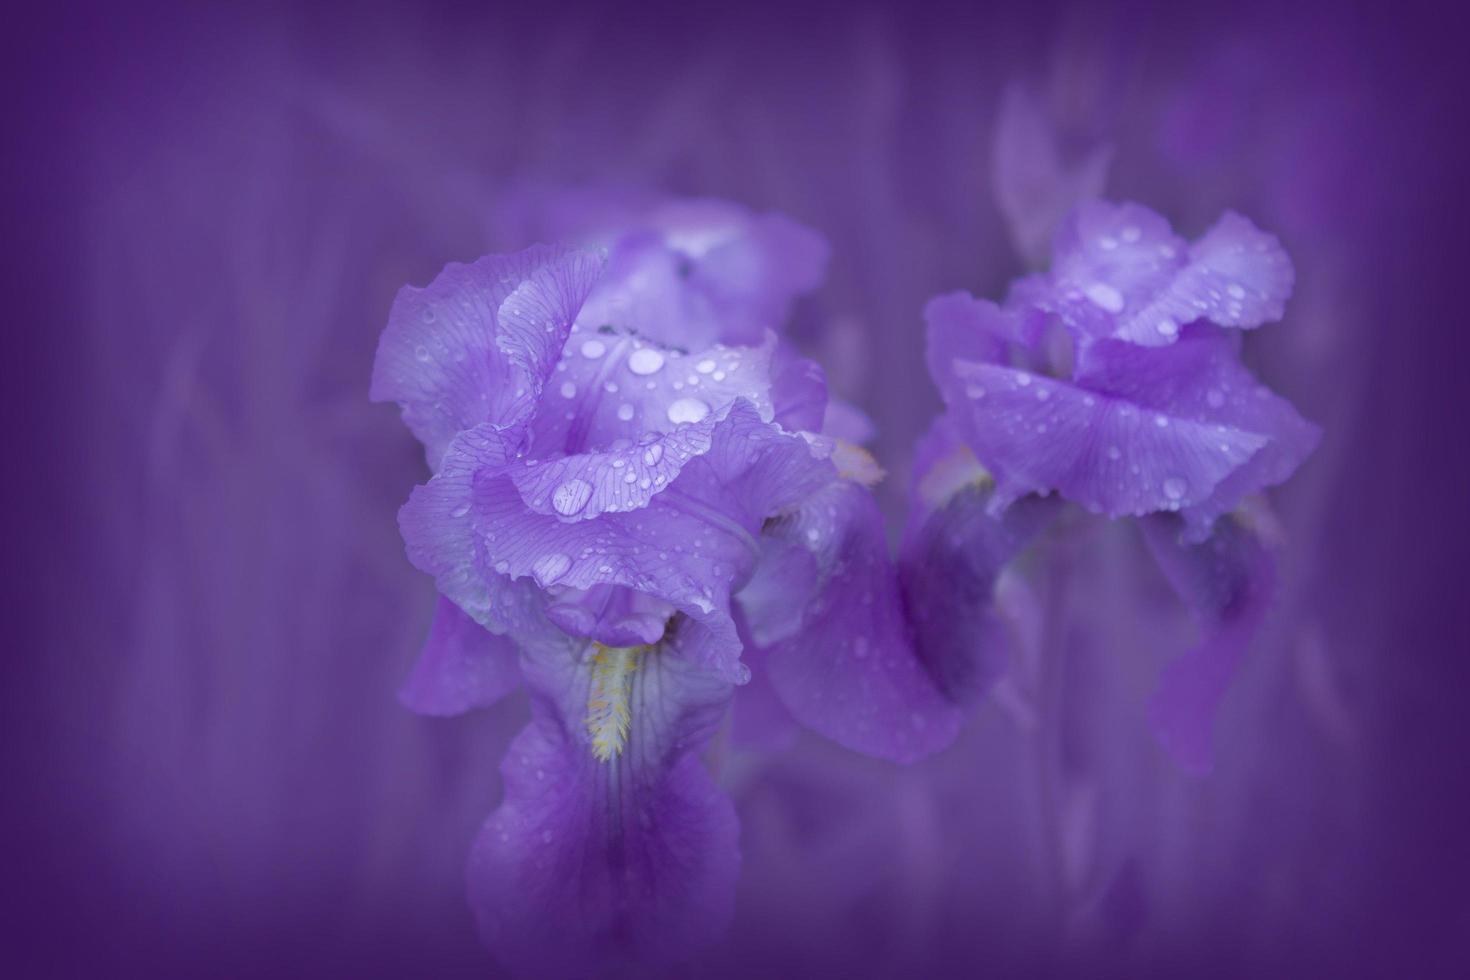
<box><xmin>371</xmin><ymin>208</ymin><xmax>956</xmax><ymax>971</ymax></box>
<box><xmin>914</xmin><ymin>199</ymin><xmax>1320</xmax><ymax>773</ymax></box>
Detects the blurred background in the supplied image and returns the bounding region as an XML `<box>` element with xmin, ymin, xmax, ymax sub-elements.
<box><xmin>8</xmin><ymin>2</ymin><xmax>1469</xmax><ymax>976</ymax></box>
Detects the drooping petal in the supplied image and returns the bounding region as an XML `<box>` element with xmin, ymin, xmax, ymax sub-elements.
<box><xmin>370</xmin><ymin>245</ymin><xmax>603</xmax><ymax>468</ymax></box>
<box><xmin>991</xmin><ymin>83</ymin><xmax>1112</xmax><ymax>268</ymax></box>
<box><xmin>1138</xmin><ymin>509</ymin><xmax>1278</xmax><ymax>774</ymax></box>
<box><xmin>752</xmin><ymin>481</ymin><xmax>964</xmax><ymax>762</ymax></box>
<box><xmin>900</xmin><ymin>448</ymin><xmax>1060</xmax><ymax>705</ymax></box>
<box><xmin>399</xmin><ymin>596</ymin><xmax>524</xmax><ymax>716</ymax></box>
<box><xmin>468</xmin><ymin>620</ymin><xmax>738</xmax><ymax>974</ymax></box>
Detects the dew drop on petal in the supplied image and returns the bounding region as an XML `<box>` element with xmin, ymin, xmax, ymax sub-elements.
<box><xmin>1157</xmin><ymin>318</ymin><xmax>1179</xmax><ymax>338</ymax></box>
<box><xmin>1085</xmin><ymin>282</ymin><xmax>1125</xmax><ymax>313</ymax></box>
<box><xmin>617</xmin><ymin>403</ymin><xmax>635</xmax><ymax>422</ymax></box>
<box><xmin>552</xmin><ymin>479</ymin><xmax>592</xmax><ymax>516</ymax></box>
<box><xmin>643</xmin><ymin>444</ymin><xmax>663</xmax><ymax>466</ymax></box>
<box><xmin>1163</xmin><ymin>477</ymin><xmax>1187</xmax><ymax>500</ymax></box>
<box><xmin>696</xmin><ymin>358</ymin><xmax>716</xmax><ymax>374</ymax></box>
<box><xmin>628</xmin><ymin>348</ymin><xmax>665</xmax><ymax>375</ymax></box>
<box><xmin>560</xmin><ymin>381</ymin><xmax>577</xmax><ymax>399</ymax></box>
<box><xmin>667</xmin><ymin>397</ymin><xmax>709</xmax><ymax>425</ymax></box>
<box><xmin>580</xmin><ymin>339</ymin><xmax>606</xmax><ymax>359</ymax></box>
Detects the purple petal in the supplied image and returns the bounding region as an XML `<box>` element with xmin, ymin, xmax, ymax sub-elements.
<box><xmin>572</xmin><ymin>198</ymin><xmax>828</xmax><ymax>349</ymax></box>
<box><xmin>525</xmin><ymin>328</ymin><xmax>779</xmax><ymax>458</ymax></box>
<box><xmin>397</xmin><ymin>424</ymin><xmax>559</xmax><ymax>642</ymax></box>
<box><xmin>924</xmin><ymin>292</ymin><xmax>1031</xmax><ymax>398</ymax></box>
<box><xmin>1139</xmin><ymin>511</ymin><xmax>1277</xmax><ymax>774</ymax></box>
<box><xmin>900</xmin><ymin>465</ymin><xmax>1060</xmax><ymax>705</ymax></box>
<box><xmin>370</xmin><ymin>245</ymin><xmax>603</xmax><ymax>468</ymax></box>
<box><xmin>472</xmin><ymin>402</ymin><xmax>835</xmax><ymax>681</ymax></box>
<box><xmin>399</xmin><ymin>596</ymin><xmax>523</xmax><ymax>716</ymax></box>
<box><xmin>1119</xmin><ymin>211</ymin><xmax>1294</xmax><ymax>342</ymax></box>
<box><xmin>468</xmin><ymin>622</ymin><xmax>737</xmax><ymax>973</ymax></box>
<box><xmin>1077</xmin><ymin>326</ymin><xmax>1321</xmax><ymax>536</ymax></box>
<box><xmin>1037</xmin><ymin>201</ymin><xmax>1293</xmax><ymax>348</ymax></box>
<box><xmin>945</xmin><ymin>358</ymin><xmax>1268</xmax><ymax>518</ymax></box>
<box><xmin>755</xmin><ymin>481</ymin><xmax>964</xmax><ymax>762</ymax></box>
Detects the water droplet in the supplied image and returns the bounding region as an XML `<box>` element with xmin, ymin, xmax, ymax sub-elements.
<box><xmin>1154</xmin><ymin>414</ymin><xmax>1170</xmax><ymax>427</ymax></box>
<box><xmin>696</xmin><ymin>358</ymin><xmax>716</xmax><ymax>374</ymax></box>
<box><xmin>667</xmin><ymin>397</ymin><xmax>709</xmax><ymax>424</ymax></box>
<box><xmin>1036</xmin><ymin>387</ymin><xmax>1050</xmax><ymax>401</ymax></box>
<box><xmin>965</xmin><ymin>384</ymin><xmax>986</xmax><ymax>399</ymax></box>
<box><xmin>1121</xmin><ymin>225</ymin><xmax>1142</xmax><ymax>243</ymax></box>
<box><xmin>1099</xmin><ymin>235</ymin><xmax>1119</xmax><ymax>250</ymax></box>
<box><xmin>552</xmin><ymin>479</ymin><xmax>592</xmax><ymax>516</ymax></box>
<box><xmin>560</xmin><ymin>381</ymin><xmax>576</xmax><ymax>399</ymax></box>
<box><xmin>450</xmin><ymin>502</ymin><xmax>470</xmax><ymax>518</ymax></box>
<box><xmin>1016</xmin><ymin>372</ymin><xmax>1032</xmax><ymax>387</ymax></box>
<box><xmin>617</xmin><ymin>403</ymin><xmax>635</xmax><ymax>422</ymax></box>
<box><xmin>531</xmin><ymin>552</ymin><xmax>571</xmax><ymax>586</ymax></box>
<box><xmin>414</xmin><ymin>345</ymin><xmax>431</xmax><ymax>362</ymax></box>
<box><xmin>628</xmin><ymin>348</ymin><xmax>665</xmax><ymax>375</ymax></box>
<box><xmin>1227</xmin><ymin>283</ymin><xmax>1247</xmax><ymax>300</ymax></box>
<box><xmin>643</xmin><ymin>444</ymin><xmax>663</xmax><ymax>466</ymax></box>
<box><xmin>1163</xmin><ymin>477</ymin><xmax>1187</xmax><ymax>500</ymax></box>
<box><xmin>580</xmin><ymin>339</ymin><xmax>606</xmax><ymax>358</ymax></box>
<box><xmin>1156</xmin><ymin>318</ymin><xmax>1178</xmax><ymax>338</ymax></box>
<box><xmin>1085</xmin><ymin>282</ymin><xmax>1125</xmax><ymax>313</ymax></box>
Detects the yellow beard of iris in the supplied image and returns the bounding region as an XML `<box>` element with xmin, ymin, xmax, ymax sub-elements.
<box><xmin>586</xmin><ymin>644</ymin><xmax>645</xmax><ymax>762</ymax></box>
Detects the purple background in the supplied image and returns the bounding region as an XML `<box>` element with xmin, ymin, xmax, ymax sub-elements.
<box><xmin>10</xmin><ymin>2</ymin><xmax>1469</xmax><ymax>976</ymax></box>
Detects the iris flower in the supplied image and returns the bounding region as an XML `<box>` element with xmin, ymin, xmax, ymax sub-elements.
<box><xmin>372</xmin><ymin>205</ymin><xmax>956</xmax><ymax>971</ymax></box>
<box><xmin>914</xmin><ymin>199</ymin><xmax>1320</xmax><ymax>772</ymax></box>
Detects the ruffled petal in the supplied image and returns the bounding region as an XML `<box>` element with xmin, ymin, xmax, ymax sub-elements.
<box><xmin>1118</xmin><ymin>211</ymin><xmax>1294</xmax><ymax>342</ymax></box>
<box><xmin>944</xmin><ymin>358</ymin><xmax>1268</xmax><ymax>518</ymax></box>
<box><xmin>1076</xmin><ymin>326</ymin><xmax>1321</xmax><ymax>536</ymax></box>
<box><xmin>399</xmin><ymin>596</ymin><xmax>523</xmax><ymax>716</ymax></box>
<box><xmin>397</xmin><ymin>424</ymin><xmax>561</xmax><ymax>643</ymax></box>
<box><xmin>370</xmin><ymin>245</ymin><xmax>603</xmax><ymax>468</ymax></box>
<box><xmin>1138</xmin><ymin>510</ymin><xmax>1277</xmax><ymax>774</ymax></box>
<box><xmin>1045</xmin><ymin>201</ymin><xmax>1189</xmax><ymax>344</ymax></box>
<box><xmin>468</xmin><ymin>621</ymin><xmax>737</xmax><ymax>974</ymax></box>
<box><xmin>525</xmin><ymin>328</ymin><xmax>779</xmax><ymax>458</ymax></box>
<box><xmin>572</xmin><ymin>197</ymin><xmax>827</xmax><ymax>349</ymax></box>
<box><xmin>752</xmin><ymin>481</ymin><xmax>964</xmax><ymax>762</ymax></box>
<box><xmin>472</xmin><ymin>401</ymin><xmax>836</xmax><ymax>681</ymax></box>
<box><xmin>1037</xmin><ymin>201</ymin><xmax>1293</xmax><ymax>348</ymax></box>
